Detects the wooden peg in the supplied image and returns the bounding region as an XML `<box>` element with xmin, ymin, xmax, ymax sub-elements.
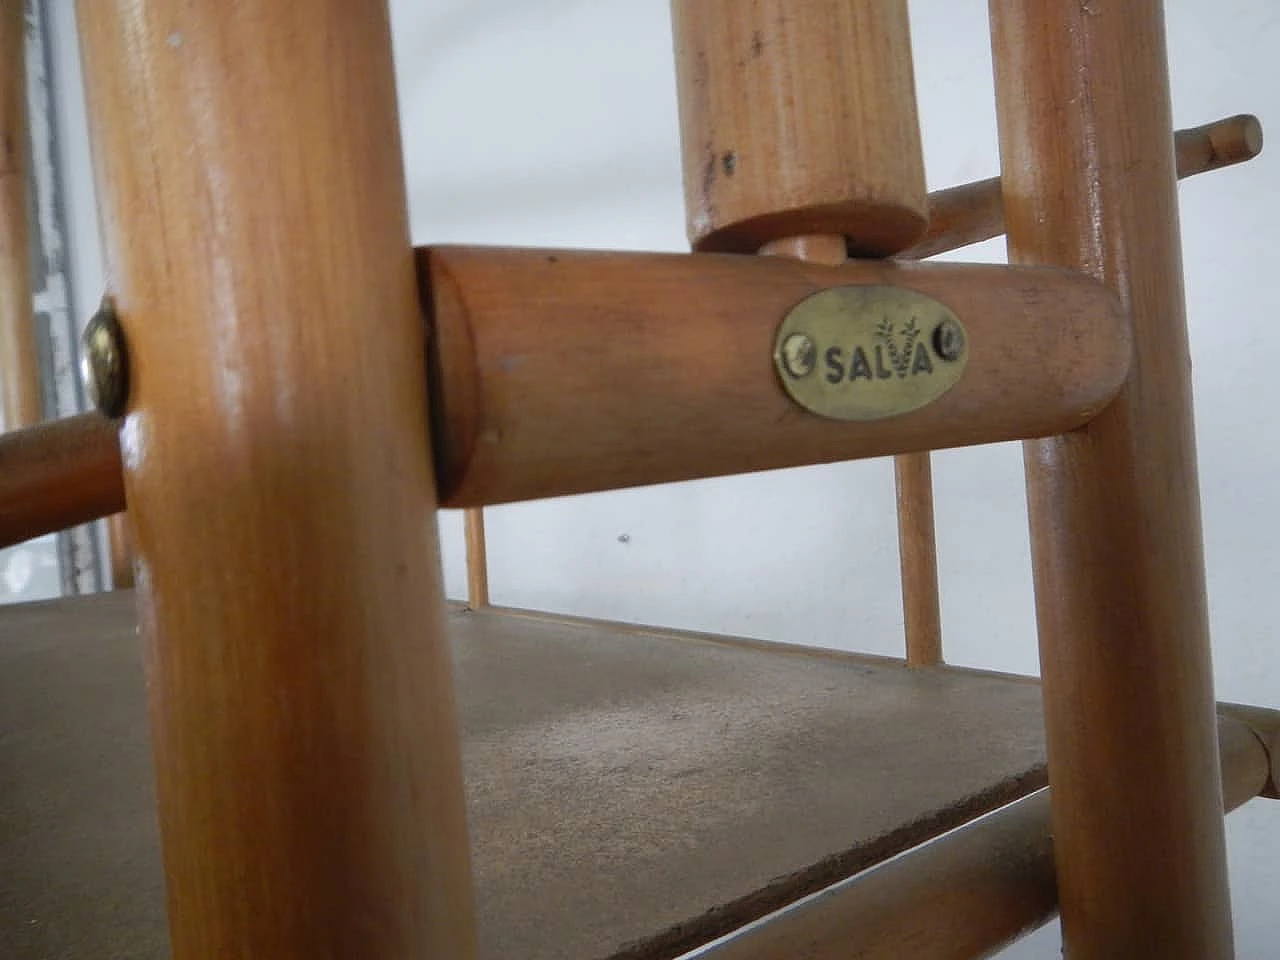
<box><xmin>895</xmin><ymin>453</ymin><xmax>942</xmax><ymax>666</ymax></box>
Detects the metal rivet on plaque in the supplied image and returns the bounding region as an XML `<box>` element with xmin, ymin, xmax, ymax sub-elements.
<box><xmin>779</xmin><ymin>332</ymin><xmax>817</xmax><ymax>379</ymax></box>
<box><xmin>932</xmin><ymin>317</ymin><xmax>965</xmax><ymax>363</ymax></box>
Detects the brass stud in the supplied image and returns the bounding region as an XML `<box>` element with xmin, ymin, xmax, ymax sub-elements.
<box><xmin>933</xmin><ymin>317</ymin><xmax>965</xmax><ymax>362</ymax></box>
<box><xmin>779</xmin><ymin>332</ymin><xmax>817</xmax><ymax>379</ymax></box>
<box><xmin>81</xmin><ymin>296</ymin><xmax>129</xmax><ymax>419</ymax></box>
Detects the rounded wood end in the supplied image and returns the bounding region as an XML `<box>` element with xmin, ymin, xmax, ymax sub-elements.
<box><xmin>1209</xmin><ymin>114</ymin><xmax>1264</xmax><ymax>165</ymax></box>
<box><xmin>1241</xmin><ymin>114</ymin><xmax>1264</xmax><ymax>159</ymax></box>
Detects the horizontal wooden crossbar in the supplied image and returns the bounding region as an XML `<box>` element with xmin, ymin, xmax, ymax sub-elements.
<box><xmin>0</xmin><ymin>413</ymin><xmax>123</xmax><ymax>548</ymax></box>
<box><xmin>0</xmin><ymin>253</ymin><xmax>1129</xmax><ymax>542</ymax></box>
<box><xmin>0</xmin><ymin>253</ymin><xmax>1129</xmax><ymax>541</ymax></box>
<box><xmin>0</xmin><ymin>113</ymin><xmax>1258</xmax><ymax>545</ymax></box>
<box><xmin>426</xmin><ymin>248</ymin><xmax>1129</xmax><ymax>507</ymax></box>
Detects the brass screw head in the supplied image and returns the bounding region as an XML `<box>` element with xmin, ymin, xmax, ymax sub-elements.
<box><xmin>81</xmin><ymin>297</ymin><xmax>129</xmax><ymax>418</ymax></box>
<box><xmin>780</xmin><ymin>332</ymin><xmax>817</xmax><ymax>379</ymax></box>
<box><xmin>932</xmin><ymin>318</ymin><xmax>965</xmax><ymax>362</ymax></box>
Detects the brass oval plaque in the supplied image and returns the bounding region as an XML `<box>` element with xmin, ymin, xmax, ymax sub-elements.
<box><xmin>773</xmin><ymin>285</ymin><xmax>969</xmax><ymax>421</ymax></box>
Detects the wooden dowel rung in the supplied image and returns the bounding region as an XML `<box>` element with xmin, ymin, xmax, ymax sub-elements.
<box><xmin>1175</xmin><ymin>114</ymin><xmax>1264</xmax><ymax>180</ymax></box>
<box><xmin>683</xmin><ymin>710</ymin><xmax>1270</xmax><ymax>960</ymax></box>
<box><xmin>427</xmin><ymin>247</ymin><xmax>1130</xmax><ymax>508</ymax></box>
<box><xmin>899</xmin><ymin>178</ymin><xmax>1004</xmax><ymax>262</ymax></box>
<box><xmin>0</xmin><ymin>413</ymin><xmax>123</xmax><ymax>549</ymax></box>
<box><xmin>894</xmin><ymin>114</ymin><xmax>1264</xmax><ymax>262</ymax></box>
<box><xmin>894</xmin><ymin>452</ymin><xmax>942</xmax><ymax>666</ymax></box>
<box><xmin>463</xmin><ymin>507</ymin><xmax>489</xmax><ymax>609</ymax></box>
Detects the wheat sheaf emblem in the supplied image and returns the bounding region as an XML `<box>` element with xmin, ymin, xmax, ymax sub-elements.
<box><xmin>874</xmin><ymin>316</ymin><xmax>920</xmax><ymax>379</ymax></box>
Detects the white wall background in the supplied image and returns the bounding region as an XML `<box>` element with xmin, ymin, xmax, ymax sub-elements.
<box><xmin>48</xmin><ymin>1</ymin><xmax>1280</xmax><ymax>955</ymax></box>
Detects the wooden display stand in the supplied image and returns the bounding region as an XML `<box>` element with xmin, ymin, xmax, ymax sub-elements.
<box><xmin>0</xmin><ymin>1</ymin><xmax>1274</xmax><ymax>957</ymax></box>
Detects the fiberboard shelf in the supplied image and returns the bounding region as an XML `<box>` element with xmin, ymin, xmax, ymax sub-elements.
<box><xmin>0</xmin><ymin>591</ymin><xmax>1050</xmax><ymax>959</ymax></box>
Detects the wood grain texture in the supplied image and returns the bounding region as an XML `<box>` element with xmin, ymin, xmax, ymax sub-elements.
<box><xmin>423</xmin><ymin>247</ymin><xmax>1130</xmax><ymax>507</ymax></box>
<box><xmin>671</xmin><ymin>0</ymin><xmax>927</xmax><ymax>256</ymax></box>
<box><xmin>895</xmin><ymin>452</ymin><xmax>942</xmax><ymax>666</ymax></box>
<box><xmin>75</xmin><ymin>2</ymin><xmax>476</xmax><ymax>957</ymax></box>
<box><xmin>991</xmin><ymin>1</ymin><xmax>1234</xmax><ymax>954</ymax></box>
<box><xmin>0</xmin><ymin>1</ymin><xmax>40</xmax><ymax>432</ymax></box>
<box><xmin>896</xmin><ymin>114</ymin><xmax>1264</xmax><ymax>262</ymax></box>
<box><xmin>464</xmin><ymin>507</ymin><xmax>489</xmax><ymax>608</ymax></box>
<box><xmin>0</xmin><ymin>413</ymin><xmax>123</xmax><ymax>549</ymax></box>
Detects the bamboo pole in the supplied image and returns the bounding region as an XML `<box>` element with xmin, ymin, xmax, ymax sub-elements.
<box><xmin>991</xmin><ymin>0</ymin><xmax>1234</xmax><ymax>953</ymax></box>
<box><xmin>76</xmin><ymin>1</ymin><xmax>477</xmax><ymax>956</ymax></box>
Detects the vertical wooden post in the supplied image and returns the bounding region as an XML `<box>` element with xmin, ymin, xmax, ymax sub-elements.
<box><xmin>895</xmin><ymin>452</ymin><xmax>942</xmax><ymax>666</ymax></box>
<box><xmin>672</xmin><ymin>0</ymin><xmax>927</xmax><ymax>258</ymax></box>
<box><xmin>991</xmin><ymin>1</ymin><xmax>1233</xmax><ymax>954</ymax></box>
<box><xmin>464</xmin><ymin>507</ymin><xmax>489</xmax><ymax>609</ymax></box>
<box><xmin>0</xmin><ymin>1</ymin><xmax>40</xmax><ymax>433</ymax></box>
<box><xmin>76</xmin><ymin>2</ymin><xmax>477</xmax><ymax>957</ymax></box>
<box><xmin>672</xmin><ymin>0</ymin><xmax>939</xmax><ymax>668</ymax></box>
